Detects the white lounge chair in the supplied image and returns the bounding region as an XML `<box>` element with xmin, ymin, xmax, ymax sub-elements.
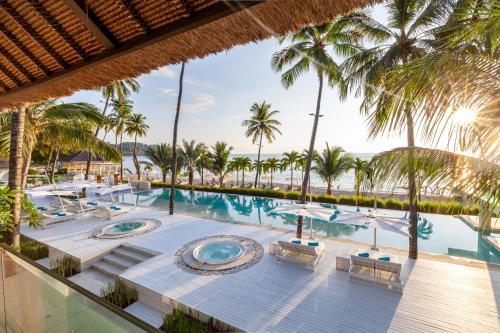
<box><xmin>276</xmin><ymin>239</ymin><xmax>325</xmax><ymax>271</ymax></box>
<box><xmin>349</xmin><ymin>254</ymin><xmax>403</xmax><ymax>292</ymax></box>
<box><xmin>40</xmin><ymin>211</ymin><xmax>75</xmax><ymax>228</ymax></box>
<box><xmin>94</xmin><ymin>204</ymin><xmax>129</xmax><ymax>220</ymax></box>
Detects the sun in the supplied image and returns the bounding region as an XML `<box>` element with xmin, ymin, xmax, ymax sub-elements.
<box><xmin>453</xmin><ymin>107</ymin><xmax>477</xmax><ymax>125</ymax></box>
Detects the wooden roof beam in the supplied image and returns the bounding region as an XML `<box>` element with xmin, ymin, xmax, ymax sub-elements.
<box><xmin>121</xmin><ymin>0</ymin><xmax>150</xmax><ymax>34</ymax></box>
<box><xmin>0</xmin><ymin>63</ymin><xmax>22</xmax><ymax>87</ymax></box>
<box><xmin>178</xmin><ymin>0</ymin><xmax>194</xmax><ymax>15</ymax></box>
<box><xmin>0</xmin><ymin>1</ymin><xmax>68</xmax><ymax>68</ymax></box>
<box><xmin>61</xmin><ymin>0</ymin><xmax>117</xmax><ymax>50</ymax></box>
<box><xmin>27</xmin><ymin>0</ymin><xmax>88</xmax><ymax>60</ymax></box>
<box><xmin>0</xmin><ymin>21</ymin><xmax>51</xmax><ymax>76</ymax></box>
<box><xmin>0</xmin><ymin>44</ymin><xmax>36</xmax><ymax>82</ymax></box>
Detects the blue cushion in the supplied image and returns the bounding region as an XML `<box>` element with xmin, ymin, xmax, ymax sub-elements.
<box><xmin>308</xmin><ymin>241</ymin><xmax>319</xmax><ymax>247</ymax></box>
<box><xmin>358</xmin><ymin>252</ymin><xmax>370</xmax><ymax>257</ymax></box>
<box><xmin>329</xmin><ymin>213</ymin><xmax>337</xmax><ymax>221</ymax></box>
<box><xmin>113</xmin><ymin>207</ymin><xmax>121</xmax><ymax>211</ymax></box>
<box><xmin>291</xmin><ymin>240</ymin><xmax>301</xmax><ymax>244</ymax></box>
<box><xmin>378</xmin><ymin>256</ymin><xmax>390</xmax><ymax>261</ymax></box>
<box><xmin>57</xmin><ymin>213</ymin><xmax>67</xmax><ymax>216</ymax></box>
<box><xmin>37</xmin><ymin>207</ymin><xmax>47</xmax><ymax>211</ymax></box>
<box><xmin>87</xmin><ymin>202</ymin><xmax>97</xmax><ymax>206</ymax></box>
<box><xmin>51</xmin><ymin>212</ymin><xmax>59</xmax><ymax>216</ymax></box>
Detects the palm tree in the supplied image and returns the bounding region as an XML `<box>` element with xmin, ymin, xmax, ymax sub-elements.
<box><xmin>239</xmin><ymin>156</ymin><xmax>253</xmax><ymax>187</ymax></box>
<box><xmin>242</xmin><ymin>102</ymin><xmax>281</xmax><ymax>187</ymax></box>
<box><xmin>195</xmin><ymin>148</ymin><xmax>211</xmax><ymax>187</ymax></box>
<box><xmin>209</xmin><ymin>141</ymin><xmax>233</xmax><ymax>187</ymax></box>
<box><xmin>85</xmin><ymin>79</ymin><xmax>140</xmax><ymax>180</ymax></box>
<box><xmin>125</xmin><ymin>113</ymin><xmax>149</xmax><ymax>180</ymax></box>
<box><xmin>353</xmin><ymin>157</ymin><xmax>369</xmax><ymax>205</ymax></box>
<box><xmin>252</xmin><ymin>159</ymin><xmax>263</xmax><ymax>186</ymax></box>
<box><xmin>142</xmin><ymin>143</ymin><xmax>177</xmax><ymax>183</ymax></box>
<box><xmin>263</xmin><ymin>157</ymin><xmax>281</xmax><ymax>187</ymax></box>
<box><xmin>282</xmin><ymin>151</ymin><xmax>300</xmax><ymax>190</ymax></box>
<box><xmin>109</xmin><ymin>98</ymin><xmax>133</xmax><ymax>179</ymax></box>
<box><xmin>271</xmin><ymin>18</ymin><xmax>360</xmax><ymax>238</ymax></box>
<box><xmin>179</xmin><ymin>139</ymin><xmax>206</xmax><ymax>185</ymax></box>
<box><xmin>313</xmin><ymin>144</ymin><xmax>353</xmax><ymax>195</ymax></box>
<box><xmin>343</xmin><ymin>1</ymin><xmax>457</xmax><ymax>258</ymax></box>
<box><xmin>170</xmin><ymin>61</ymin><xmax>186</xmax><ymax>215</ymax></box>
<box><xmin>228</xmin><ymin>158</ymin><xmax>241</xmax><ymax>186</ymax></box>
<box><xmin>296</xmin><ymin>152</ymin><xmax>308</xmax><ymax>184</ymax></box>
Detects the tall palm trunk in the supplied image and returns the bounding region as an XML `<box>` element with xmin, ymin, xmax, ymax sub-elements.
<box><xmin>270</xmin><ymin>170</ymin><xmax>273</xmax><ymax>187</ymax></box>
<box><xmin>162</xmin><ymin>171</ymin><xmax>167</xmax><ymax>183</ymax></box>
<box><xmin>406</xmin><ymin>109</ymin><xmax>418</xmax><ymax>259</ymax></box>
<box><xmin>50</xmin><ymin>146</ymin><xmax>61</xmax><ymax>182</ymax></box>
<box><xmin>45</xmin><ymin>148</ymin><xmax>53</xmax><ymax>178</ymax></box>
<box><xmin>21</xmin><ymin>138</ymin><xmax>35</xmax><ymax>189</ymax></box>
<box><xmin>8</xmin><ymin>107</ymin><xmax>26</xmax><ymax>248</ymax></box>
<box><xmin>119</xmin><ymin>132</ymin><xmax>124</xmax><ymax>180</ymax></box>
<box><xmin>188</xmin><ymin>168</ymin><xmax>194</xmax><ymax>185</ymax></box>
<box><xmin>200</xmin><ymin>166</ymin><xmax>204</xmax><ymax>186</ymax></box>
<box><xmin>170</xmin><ymin>62</ymin><xmax>185</xmax><ymax>215</ymax></box>
<box><xmin>85</xmin><ymin>95</ymin><xmax>110</xmax><ymax>180</ymax></box>
<box><xmin>242</xmin><ymin>169</ymin><xmax>245</xmax><ymax>186</ymax></box>
<box><xmin>290</xmin><ymin>165</ymin><xmax>293</xmax><ymax>190</ymax></box>
<box><xmin>236</xmin><ymin>170</ymin><xmax>239</xmax><ymax>187</ymax></box>
<box><xmin>327</xmin><ymin>181</ymin><xmax>332</xmax><ymax>195</ymax></box>
<box><xmin>297</xmin><ymin>74</ymin><xmax>323</xmax><ymax>238</ymax></box>
<box><xmin>254</xmin><ymin>132</ymin><xmax>263</xmax><ymax>187</ymax></box>
<box><xmin>133</xmin><ymin>133</ymin><xmax>140</xmax><ymax>180</ymax></box>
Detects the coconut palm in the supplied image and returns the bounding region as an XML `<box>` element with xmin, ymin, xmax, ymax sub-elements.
<box><xmin>272</xmin><ymin>18</ymin><xmax>360</xmax><ymax>238</ymax></box>
<box><xmin>109</xmin><ymin>98</ymin><xmax>133</xmax><ymax>179</ymax></box>
<box><xmin>142</xmin><ymin>143</ymin><xmax>181</xmax><ymax>183</ymax></box>
<box><xmin>281</xmin><ymin>151</ymin><xmax>300</xmax><ymax>190</ymax></box>
<box><xmin>342</xmin><ymin>1</ymin><xmax>457</xmax><ymax>259</ymax></box>
<box><xmin>263</xmin><ymin>157</ymin><xmax>281</xmax><ymax>187</ymax></box>
<box><xmin>252</xmin><ymin>159</ymin><xmax>263</xmax><ymax>186</ymax></box>
<box><xmin>239</xmin><ymin>156</ymin><xmax>253</xmax><ymax>187</ymax></box>
<box><xmin>169</xmin><ymin>61</ymin><xmax>186</xmax><ymax>215</ymax></box>
<box><xmin>296</xmin><ymin>152</ymin><xmax>308</xmax><ymax>183</ymax></box>
<box><xmin>209</xmin><ymin>141</ymin><xmax>233</xmax><ymax>187</ymax></box>
<box><xmin>313</xmin><ymin>144</ymin><xmax>353</xmax><ymax>195</ymax></box>
<box><xmin>353</xmin><ymin>157</ymin><xmax>369</xmax><ymax>205</ymax></box>
<box><xmin>85</xmin><ymin>79</ymin><xmax>140</xmax><ymax>180</ymax></box>
<box><xmin>179</xmin><ymin>139</ymin><xmax>206</xmax><ymax>185</ymax></box>
<box><xmin>228</xmin><ymin>158</ymin><xmax>242</xmax><ymax>187</ymax></box>
<box><xmin>242</xmin><ymin>102</ymin><xmax>281</xmax><ymax>187</ymax></box>
<box><xmin>125</xmin><ymin>113</ymin><xmax>149</xmax><ymax>180</ymax></box>
<box><xmin>196</xmin><ymin>148</ymin><xmax>211</xmax><ymax>187</ymax></box>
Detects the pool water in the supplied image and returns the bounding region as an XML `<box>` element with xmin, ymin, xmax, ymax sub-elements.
<box><xmin>106</xmin><ymin>222</ymin><xmax>143</xmax><ymax>234</ymax></box>
<box><xmin>193</xmin><ymin>241</ymin><xmax>244</xmax><ymax>264</ymax></box>
<box><xmin>112</xmin><ymin>188</ymin><xmax>499</xmax><ymax>264</ymax></box>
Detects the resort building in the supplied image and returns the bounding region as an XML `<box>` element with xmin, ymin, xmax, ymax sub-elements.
<box><xmin>59</xmin><ymin>152</ymin><xmax>120</xmax><ymax>175</ymax></box>
<box><xmin>0</xmin><ymin>1</ymin><xmax>497</xmax><ymax>333</ymax></box>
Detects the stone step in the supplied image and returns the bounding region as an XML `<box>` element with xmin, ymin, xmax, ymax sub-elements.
<box><xmin>112</xmin><ymin>247</ymin><xmax>150</xmax><ymax>263</ymax></box>
<box><xmin>68</xmin><ymin>269</ymin><xmax>114</xmax><ymax>296</ymax></box>
<box><xmin>91</xmin><ymin>261</ymin><xmax>124</xmax><ymax>278</ymax></box>
<box><xmin>124</xmin><ymin>301</ymin><xmax>165</xmax><ymax>329</ymax></box>
<box><xmin>120</xmin><ymin>244</ymin><xmax>157</xmax><ymax>258</ymax></box>
<box><xmin>102</xmin><ymin>253</ymin><xmax>136</xmax><ymax>270</ymax></box>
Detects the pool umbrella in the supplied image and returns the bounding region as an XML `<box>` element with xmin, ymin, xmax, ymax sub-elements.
<box><xmin>271</xmin><ymin>203</ymin><xmax>337</xmax><ymax>239</ymax></box>
<box><xmin>333</xmin><ymin>213</ymin><xmax>411</xmax><ymax>250</ymax></box>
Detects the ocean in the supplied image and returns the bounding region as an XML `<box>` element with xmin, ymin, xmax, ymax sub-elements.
<box><xmin>123</xmin><ymin>153</ymin><xmax>374</xmax><ymax>190</ymax></box>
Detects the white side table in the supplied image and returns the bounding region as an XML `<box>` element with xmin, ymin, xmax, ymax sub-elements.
<box><xmin>336</xmin><ymin>254</ymin><xmax>350</xmax><ymax>271</ymax></box>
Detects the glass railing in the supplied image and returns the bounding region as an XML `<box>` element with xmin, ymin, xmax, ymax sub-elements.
<box><xmin>0</xmin><ymin>244</ymin><xmax>160</xmax><ymax>333</ymax></box>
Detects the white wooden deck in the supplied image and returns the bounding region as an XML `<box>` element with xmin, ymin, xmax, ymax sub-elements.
<box><xmin>22</xmin><ymin>208</ymin><xmax>500</xmax><ymax>333</ymax></box>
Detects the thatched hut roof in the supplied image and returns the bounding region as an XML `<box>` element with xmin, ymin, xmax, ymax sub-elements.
<box><xmin>0</xmin><ymin>0</ymin><xmax>379</xmax><ymax>110</ymax></box>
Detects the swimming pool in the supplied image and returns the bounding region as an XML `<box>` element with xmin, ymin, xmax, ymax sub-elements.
<box><xmin>113</xmin><ymin>188</ymin><xmax>499</xmax><ymax>264</ymax></box>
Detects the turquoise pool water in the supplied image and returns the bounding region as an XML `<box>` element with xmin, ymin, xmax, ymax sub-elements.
<box><xmin>115</xmin><ymin>188</ymin><xmax>499</xmax><ymax>264</ymax></box>
<box><xmin>107</xmin><ymin>222</ymin><xmax>143</xmax><ymax>233</ymax></box>
<box><xmin>194</xmin><ymin>241</ymin><xmax>244</xmax><ymax>263</ymax></box>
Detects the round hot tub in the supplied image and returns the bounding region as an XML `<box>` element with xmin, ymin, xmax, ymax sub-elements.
<box><xmin>92</xmin><ymin>218</ymin><xmax>161</xmax><ymax>239</ymax></box>
<box><xmin>193</xmin><ymin>240</ymin><xmax>246</xmax><ymax>264</ymax></box>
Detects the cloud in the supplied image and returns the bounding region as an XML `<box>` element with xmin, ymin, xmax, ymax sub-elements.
<box><xmin>159</xmin><ymin>88</ymin><xmax>176</xmax><ymax>96</ymax></box>
<box><xmin>185</xmin><ymin>77</ymin><xmax>215</xmax><ymax>88</ymax></box>
<box><xmin>151</xmin><ymin>66</ymin><xmax>176</xmax><ymax>78</ymax></box>
<box><xmin>184</xmin><ymin>93</ymin><xmax>216</xmax><ymax>113</ymax></box>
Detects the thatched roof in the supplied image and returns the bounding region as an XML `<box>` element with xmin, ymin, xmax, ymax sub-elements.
<box><xmin>0</xmin><ymin>0</ymin><xmax>379</xmax><ymax>111</ymax></box>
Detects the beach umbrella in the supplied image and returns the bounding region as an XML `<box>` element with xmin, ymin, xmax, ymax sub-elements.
<box><xmin>272</xmin><ymin>203</ymin><xmax>337</xmax><ymax>239</ymax></box>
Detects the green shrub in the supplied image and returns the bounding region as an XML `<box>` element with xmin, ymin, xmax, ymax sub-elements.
<box><xmin>162</xmin><ymin>309</ymin><xmax>213</xmax><ymax>333</ymax></box>
<box><xmin>150</xmin><ymin>182</ymin><xmax>483</xmax><ymax>216</ymax></box>
<box><xmin>51</xmin><ymin>255</ymin><xmax>79</xmax><ymax>278</ymax></box>
<box><xmin>101</xmin><ymin>278</ymin><xmax>137</xmax><ymax>309</ymax></box>
<box><xmin>20</xmin><ymin>237</ymin><xmax>48</xmax><ymax>260</ymax></box>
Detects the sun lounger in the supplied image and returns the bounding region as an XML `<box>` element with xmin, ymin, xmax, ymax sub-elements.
<box><xmin>276</xmin><ymin>239</ymin><xmax>325</xmax><ymax>271</ymax></box>
<box><xmin>349</xmin><ymin>254</ymin><xmax>403</xmax><ymax>292</ymax></box>
<box><xmin>40</xmin><ymin>211</ymin><xmax>75</xmax><ymax>228</ymax></box>
<box><xmin>94</xmin><ymin>204</ymin><xmax>129</xmax><ymax>220</ymax></box>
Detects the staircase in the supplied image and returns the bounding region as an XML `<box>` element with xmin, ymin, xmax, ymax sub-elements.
<box><xmin>69</xmin><ymin>244</ymin><xmax>157</xmax><ymax>295</ymax></box>
<box><xmin>91</xmin><ymin>244</ymin><xmax>157</xmax><ymax>278</ymax></box>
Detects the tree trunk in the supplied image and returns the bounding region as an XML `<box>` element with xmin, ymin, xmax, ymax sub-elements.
<box><xmin>162</xmin><ymin>171</ymin><xmax>166</xmax><ymax>183</ymax></box>
<box><xmin>50</xmin><ymin>146</ymin><xmax>60</xmax><ymax>183</ymax></box>
<box><xmin>21</xmin><ymin>138</ymin><xmax>35</xmax><ymax>189</ymax></box>
<box><xmin>45</xmin><ymin>148</ymin><xmax>53</xmax><ymax>178</ymax></box>
<box><xmin>188</xmin><ymin>169</ymin><xmax>193</xmax><ymax>185</ymax></box>
<box><xmin>119</xmin><ymin>132</ymin><xmax>124</xmax><ymax>180</ymax></box>
<box><xmin>271</xmin><ymin>170</ymin><xmax>273</xmax><ymax>187</ymax></box>
<box><xmin>236</xmin><ymin>170</ymin><xmax>239</xmax><ymax>187</ymax></box>
<box><xmin>219</xmin><ymin>175</ymin><xmax>224</xmax><ymax>187</ymax></box>
<box><xmin>406</xmin><ymin>109</ymin><xmax>418</xmax><ymax>260</ymax></box>
<box><xmin>254</xmin><ymin>132</ymin><xmax>263</xmax><ymax>187</ymax></box>
<box><xmin>201</xmin><ymin>166</ymin><xmax>204</xmax><ymax>186</ymax></box>
<box><xmin>297</xmin><ymin>74</ymin><xmax>324</xmax><ymax>239</ymax></box>
<box><xmin>170</xmin><ymin>62</ymin><xmax>185</xmax><ymax>215</ymax></box>
<box><xmin>242</xmin><ymin>170</ymin><xmax>245</xmax><ymax>187</ymax></box>
<box><xmin>290</xmin><ymin>166</ymin><xmax>293</xmax><ymax>190</ymax></box>
<box><xmin>327</xmin><ymin>182</ymin><xmax>332</xmax><ymax>195</ymax></box>
<box><xmin>85</xmin><ymin>95</ymin><xmax>110</xmax><ymax>181</ymax></box>
<box><xmin>7</xmin><ymin>107</ymin><xmax>26</xmax><ymax>248</ymax></box>
<box><xmin>133</xmin><ymin>134</ymin><xmax>140</xmax><ymax>180</ymax></box>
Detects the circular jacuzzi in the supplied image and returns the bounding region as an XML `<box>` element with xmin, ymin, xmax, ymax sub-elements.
<box><xmin>193</xmin><ymin>240</ymin><xmax>245</xmax><ymax>264</ymax></box>
<box><xmin>92</xmin><ymin>218</ymin><xmax>161</xmax><ymax>239</ymax></box>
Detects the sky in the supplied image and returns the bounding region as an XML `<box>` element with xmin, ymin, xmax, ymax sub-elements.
<box><xmin>62</xmin><ymin>4</ymin><xmax>430</xmax><ymax>154</ymax></box>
